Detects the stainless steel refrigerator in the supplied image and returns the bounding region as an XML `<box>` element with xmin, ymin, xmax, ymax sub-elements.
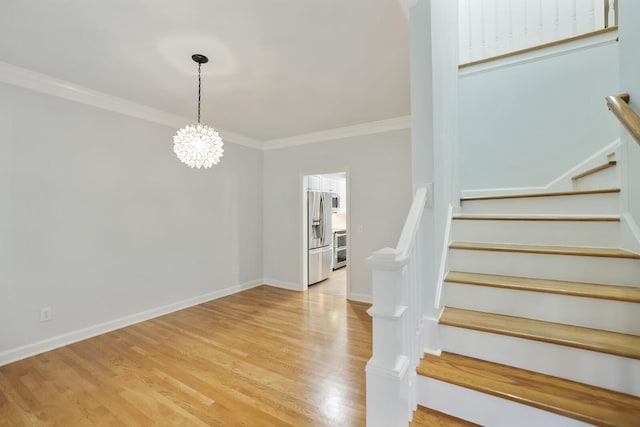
<box><xmin>308</xmin><ymin>191</ymin><xmax>333</xmax><ymax>285</ymax></box>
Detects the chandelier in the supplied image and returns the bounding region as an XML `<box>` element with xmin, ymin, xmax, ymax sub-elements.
<box><xmin>173</xmin><ymin>54</ymin><xmax>224</xmax><ymax>168</ymax></box>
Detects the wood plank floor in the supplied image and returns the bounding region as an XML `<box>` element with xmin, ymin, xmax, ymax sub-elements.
<box><xmin>0</xmin><ymin>286</ymin><xmax>373</xmax><ymax>426</ymax></box>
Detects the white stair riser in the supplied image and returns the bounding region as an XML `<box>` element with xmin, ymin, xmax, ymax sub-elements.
<box><xmin>416</xmin><ymin>376</ymin><xmax>591</xmax><ymax>427</ymax></box>
<box><xmin>573</xmin><ymin>165</ymin><xmax>619</xmax><ymax>191</ymax></box>
<box><xmin>443</xmin><ymin>283</ymin><xmax>640</xmax><ymax>335</ymax></box>
<box><xmin>460</xmin><ymin>193</ymin><xmax>619</xmax><ymax>215</ymax></box>
<box><xmin>451</xmin><ymin>220</ymin><xmax>620</xmax><ymax>247</ymax></box>
<box><xmin>439</xmin><ymin>325</ymin><xmax>640</xmax><ymax>396</ymax></box>
<box><xmin>448</xmin><ymin>249</ymin><xmax>640</xmax><ymax>287</ymax></box>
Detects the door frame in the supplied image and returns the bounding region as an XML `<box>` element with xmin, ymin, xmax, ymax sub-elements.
<box><xmin>300</xmin><ymin>170</ymin><xmax>351</xmax><ymax>297</ymax></box>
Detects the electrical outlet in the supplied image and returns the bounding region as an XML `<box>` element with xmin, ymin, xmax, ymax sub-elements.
<box><xmin>40</xmin><ymin>307</ymin><xmax>52</xmax><ymax>322</ymax></box>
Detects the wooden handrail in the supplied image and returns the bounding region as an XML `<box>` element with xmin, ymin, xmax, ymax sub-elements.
<box><xmin>606</xmin><ymin>93</ymin><xmax>640</xmax><ymax>145</ymax></box>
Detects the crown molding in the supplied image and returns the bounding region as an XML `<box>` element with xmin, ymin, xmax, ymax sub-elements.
<box><xmin>0</xmin><ymin>61</ymin><xmax>410</xmax><ymax>151</ymax></box>
<box><xmin>262</xmin><ymin>116</ymin><xmax>412</xmax><ymax>151</ymax></box>
<box><xmin>0</xmin><ymin>61</ymin><xmax>261</xmax><ymax>149</ymax></box>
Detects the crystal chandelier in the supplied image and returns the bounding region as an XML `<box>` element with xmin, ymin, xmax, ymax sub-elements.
<box><xmin>173</xmin><ymin>54</ymin><xmax>224</xmax><ymax>168</ymax></box>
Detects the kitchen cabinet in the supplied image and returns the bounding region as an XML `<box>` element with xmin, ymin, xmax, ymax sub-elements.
<box><xmin>307</xmin><ymin>175</ymin><xmax>346</xmax><ymax>213</ymax></box>
<box><xmin>322</xmin><ymin>178</ymin><xmax>337</xmax><ymax>193</ymax></box>
<box><xmin>308</xmin><ymin>175</ymin><xmax>322</xmax><ymax>191</ymax></box>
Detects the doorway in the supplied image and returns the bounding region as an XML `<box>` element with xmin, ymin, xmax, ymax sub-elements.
<box><xmin>302</xmin><ymin>171</ymin><xmax>349</xmax><ymax>298</ymax></box>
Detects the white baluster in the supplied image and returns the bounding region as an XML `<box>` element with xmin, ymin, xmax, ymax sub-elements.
<box><xmin>481</xmin><ymin>0</ymin><xmax>487</xmax><ymax>60</ymax></box>
<box><xmin>525</xmin><ymin>0</ymin><xmax>543</xmax><ymax>48</ymax></box>
<box><xmin>507</xmin><ymin>0</ymin><xmax>514</xmax><ymax>54</ymax></box>
<box><xmin>554</xmin><ymin>0</ymin><xmax>560</xmax><ymax>40</ymax></box>
<box><xmin>523</xmin><ymin>0</ymin><xmax>529</xmax><ymax>47</ymax></box>
<box><xmin>575</xmin><ymin>0</ymin><xmax>589</xmax><ymax>34</ymax></box>
<box><xmin>537</xmin><ymin>0</ymin><xmax>544</xmax><ymax>47</ymax></box>
<box><xmin>469</xmin><ymin>0</ymin><xmax>483</xmax><ymax>62</ymax></box>
<box><xmin>482</xmin><ymin>0</ymin><xmax>496</xmax><ymax>59</ymax></box>
<box><xmin>509</xmin><ymin>0</ymin><xmax>521</xmax><ymax>53</ymax></box>
<box><xmin>459</xmin><ymin>0</ymin><xmax>471</xmax><ymax>63</ymax></box>
<box><xmin>557</xmin><ymin>0</ymin><xmax>574</xmax><ymax>40</ymax></box>
<box><xmin>589</xmin><ymin>0</ymin><xmax>607</xmax><ymax>31</ymax></box>
<box><xmin>607</xmin><ymin>0</ymin><xmax>616</xmax><ymax>27</ymax></box>
<box><xmin>572</xmin><ymin>0</ymin><xmax>578</xmax><ymax>36</ymax></box>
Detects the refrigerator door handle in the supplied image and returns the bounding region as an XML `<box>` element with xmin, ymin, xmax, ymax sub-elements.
<box><xmin>320</xmin><ymin>192</ymin><xmax>326</xmax><ymax>246</ymax></box>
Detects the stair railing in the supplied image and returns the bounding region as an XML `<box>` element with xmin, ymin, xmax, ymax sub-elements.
<box><xmin>459</xmin><ymin>0</ymin><xmax>618</xmax><ymax>65</ymax></box>
<box><xmin>365</xmin><ymin>183</ymin><xmax>429</xmax><ymax>427</ymax></box>
<box><xmin>606</xmin><ymin>93</ymin><xmax>640</xmax><ymax>146</ymax></box>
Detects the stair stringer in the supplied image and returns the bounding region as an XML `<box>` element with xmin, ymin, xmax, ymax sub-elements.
<box><xmin>459</xmin><ymin>139</ymin><xmax>622</xmax><ymax>199</ymax></box>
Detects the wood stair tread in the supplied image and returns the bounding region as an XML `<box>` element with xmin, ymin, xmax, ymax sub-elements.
<box><xmin>410</xmin><ymin>405</ymin><xmax>480</xmax><ymax>426</ymax></box>
<box><xmin>445</xmin><ymin>271</ymin><xmax>640</xmax><ymax>303</ymax></box>
<box><xmin>452</xmin><ymin>214</ymin><xmax>620</xmax><ymax>221</ymax></box>
<box><xmin>440</xmin><ymin>307</ymin><xmax>640</xmax><ymax>359</ymax></box>
<box><xmin>460</xmin><ymin>188</ymin><xmax>620</xmax><ymax>202</ymax></box>
<box><xmin>572</xmin><ymin>160</ymin><xmax>617</xmax><ymax>180</ymax></box>
<box><xmin>449</xmin><ymin>241</ymin><xmax>640</xmax><ymax>259</ymax></box>
<box><xmin>418</xmin><ymin>352</ymin><xmax>640</xmax><ymax>427</ymax></box>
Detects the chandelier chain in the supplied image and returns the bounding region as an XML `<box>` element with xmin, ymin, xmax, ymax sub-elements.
<box><xmin>197</xmin><ymin>62</ymin><xmax>202</xmax><ymax>124</ymax></box>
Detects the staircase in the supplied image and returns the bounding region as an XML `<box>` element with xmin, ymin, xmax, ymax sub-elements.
<box><xmin>415</xmin><ymin>157</ymin><xmax>640</xmax><ymax>425</ymax></box>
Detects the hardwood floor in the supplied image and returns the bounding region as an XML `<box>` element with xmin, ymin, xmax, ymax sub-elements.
<box><xmin>0</xmin><ymin>286</ymin><xmax>372</xmax><ymax>426</ymax></box>
<box><xmin>308</xmin><ymin>268</ymin><xmax>347</xmax><ymax>298</ymax></box>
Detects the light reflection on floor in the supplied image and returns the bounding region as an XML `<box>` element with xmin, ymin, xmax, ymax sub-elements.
<box><xmin>304</xmin><ymin>268</ymin><xmax>366</xmax><ymax>425</ymax></box>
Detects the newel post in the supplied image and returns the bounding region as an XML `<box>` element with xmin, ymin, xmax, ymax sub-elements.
<box><xmin>365</xmin><ymin>247</ymin><xmax>411</xmax><ymax>427</ymax></box>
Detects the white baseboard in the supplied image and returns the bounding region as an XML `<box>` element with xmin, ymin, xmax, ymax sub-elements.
<box><xmin>348</xmin><ymin>292</ymin><xmax>373</xmax><ymax>304</ymax></box>
<box><xmin>459</xmin><ymin>139</ymin><xmax>621</xmax><ymax>198</ymax></box>
<box><xmin>262</xmin><ymin>278</ymin><xmax>302</xmax><ymax>291</ymax></box>
<box><xmin>423</xmin><ymin>314</ymin><xmax>442</xmax><ymax>356</ymax></box>
<box><xmin>0</xmin><ymin>279</ymin><xmax>263</xmax><ymax>367</ymax></box>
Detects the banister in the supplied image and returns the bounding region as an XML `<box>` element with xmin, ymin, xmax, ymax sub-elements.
<box><xmin>395</xmin><ymin>185</ymin><xmax>428</xmax><ymax>258</ymax></box>
<box><xmin>366</xmin><ymin>183</ymin><xmax>430</xmax><ymax>426</ymax></box>
<box><xmin>606</xmin><ymin>93</ymin><xmax>640</xmax><ymax>146</ymax></box>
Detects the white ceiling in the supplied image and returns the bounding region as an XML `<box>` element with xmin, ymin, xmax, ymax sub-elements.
<box><xmin>0</xmin><ymin>0</ymin><xmax>410</xmax><ymax>143</ymax></box>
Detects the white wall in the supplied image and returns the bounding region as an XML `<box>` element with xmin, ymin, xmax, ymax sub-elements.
<box><xmin>619</xmin><ymin>0</ymin><xmax>640</xmax><ymax>225</ymax></box>
<box><xmin>431</xmin><ymin>0</ymin><xmax>459</xmax><ymax>295</ymax></box>
<box><xmin>0</xmin><ymin>82</ymin><xmax>263</xmax><ymax>359</ymax></box>
<box><xmin>262</xmin><ymin>130</ymin><xmax>412</xmax><ymax>300</ymax></box>
<box><xmin>410</xmin><ymin>0</ymin><xmax>437</xmax><ymax>321</ymax></box>
<box><xmin>409</xmin><ymin>0</ymin><xmax>458</xmax><ymax>320</ymax></box>
<box><xmin>458</xmin><ymin>41</ymin><xmax>620</xmax><ymax>190</ymax></box>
